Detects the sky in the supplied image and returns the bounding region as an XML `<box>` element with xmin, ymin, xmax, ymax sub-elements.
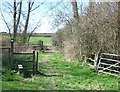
<box><xmin>0</xmin><ymin>0</ymin><xmax>119</xmax><ymax>34</ymax></box>
<box><xmin>0</xmin><ymin>0</ymin><xmax>90</xmax><ymax>33</ymax></box>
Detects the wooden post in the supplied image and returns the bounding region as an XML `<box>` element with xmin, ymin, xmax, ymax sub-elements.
<box><xmin>8</xmin><ymin>48</ymin><xmax>11</xmax><ymax>69</ymax></box>
<box><xmin>95</xmin><ymin>52</ymin><xmax>101</xmax><ymax>71</ymax></box>
<box><xmin>33</xmin><ymin>51</ymin><xmax>35</xmax><ymax>75</ymax></box>
<box><xmin>41</xmin><ymin>41</ymin><xmax>44</xmax><ymax>52</ymax></box>
<box><xmin>10</xmin><ymin>39</ymin><xmax>14</xmax><ymax>69</ymax></box>
<box><xmin>36</xmin><ymin>52</ymin><xmax>38</xmax><ymax>74</ymax></box>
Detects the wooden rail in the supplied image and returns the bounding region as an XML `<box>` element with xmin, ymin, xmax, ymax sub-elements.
<box><xmin>100</xmin><ymin>58</ymin><xmax>119</xmax><ymax>63</ymax></box>
<box><xmin>13</xmin><ymin>53</ymin><xmax>33</xmax><ymax>55</ymax></box>
<box><xmin>87</xmin><ymin>52</ymin><xmax>120</xmax><ymax>77</ymax></box>
<box><xmin>0</xmin><ymin>46</ymin><xmax>11</xmax><ymax>49</ymax></box>
<box><xmin>101</xmin><ymin>53</ymin><xmax>120</xmax><ymax>57</ymax></box>
<box><xmin>97</xmin><ymin>53</ymin><xmax>120</xmax><ymax>77</ymax></box>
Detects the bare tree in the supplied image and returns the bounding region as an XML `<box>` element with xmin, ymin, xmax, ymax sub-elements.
<box><xmin>1</xmin><ymin>0</ymin><xmax>45</xmax><ymax>43</ymax></box>
<box><xmin>52</xmin><ymin>1</ymin><xmax>118</xmax><ymax>62</ymax></box>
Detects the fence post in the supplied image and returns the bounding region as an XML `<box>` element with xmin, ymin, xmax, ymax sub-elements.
<box><xmin>10</xmin><ymin>39</ymin><xmax>14</xmax><ymax>69</ymax></box>
<box><xmin>95</xmin><ymin>52</ymin><xmax>101</xmax><ymax>71</ymax></box>
<box><xmin>41</xmin><ymin>41</ymin><xmax>44</xmax><ymax>52</ymax></box>
<box><xmin>36</xmin><ymin>52</ymin><xmax>38</xmax><ymax>74</ymax></box>
<box><xmin>33</xmin><ymin>51</ymin><xmax>35</xmax><ymax>75</ymax></box>
<box><xmin>8</xmin><ymin>48</ymin><xmax>11</xmax><ymax>69</ymax></box>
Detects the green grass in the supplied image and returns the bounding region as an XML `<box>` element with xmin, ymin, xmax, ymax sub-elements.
<box><xmin>2</xmin><ymin>51</ymin><xmax>120</xmax><ymax>90</ymax></box>
<box><xmin>29</xmin><ymin>37</ymin><xmax>52</xmax><ymax>45</ymax></box>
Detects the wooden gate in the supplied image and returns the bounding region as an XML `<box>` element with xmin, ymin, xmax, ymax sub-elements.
<box><xmin>96</xmin><ymin>53</ymin><xmax>120</xmax><ymax>76</ymax></box>
<box><xmin>13</xmin><ymin>51</ymin><xmax>39</xmax><ymax>75</ymax></box>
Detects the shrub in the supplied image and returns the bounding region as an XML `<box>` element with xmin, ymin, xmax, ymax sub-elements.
<box><xmin>2</xmin><ymin>68</ymin><xmax>21</xmax><ymax>81</ymax></box>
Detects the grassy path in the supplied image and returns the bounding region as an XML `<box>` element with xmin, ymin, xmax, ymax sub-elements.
<box><xmin>38</xmin><ymin>52</ymin><xmax>119</xmax><ymax>90</ymax></box>
<box><xmin>2</xmin><ymin>51</ymin><xmax>120</xmax><ymax>90</ymax></box>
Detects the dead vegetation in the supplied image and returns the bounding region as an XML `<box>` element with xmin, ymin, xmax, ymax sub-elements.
<box><xmin>52</xmin><ymin>2</ymin><xmax>119</xmax><ymax>61</ymax></box>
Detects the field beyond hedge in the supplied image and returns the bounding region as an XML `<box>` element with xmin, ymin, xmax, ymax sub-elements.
<box><xmin>29</xmin><ymin>36</ymin><xmax>52</xmax><ymax>45</ymax></box>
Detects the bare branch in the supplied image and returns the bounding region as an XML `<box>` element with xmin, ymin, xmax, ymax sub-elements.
<box><xmin>30</xmin><ymin>0</ymin><xmax>46</xmax><ymax>12</ymax></box>
<box><xmin>30</xmin><ymin>0</ymin><xmax>35</xmax><ymax>10</ymax></box>
<box><xmin>2</xmin><ymin>2</ymin><xmax>13</xmax><ymax>14</ymax></box>
<box><xmin>28</xmin><ymin>20</ymin><xmax>41</xmax><ymax>42</ymax></box>
<box><xmin>45</xmin><ymin>0</ymin><xmax>64</xmax><ymax>15</ymax></box>
<box><xmin>0</xmin><ymin>10</ymin><xmax>12</xmax><ymax>38</ymax></box>
<box><xmin>6</xmin><ymin>2</ymin><xmax>13</xmax><ymax>8</ymax></box>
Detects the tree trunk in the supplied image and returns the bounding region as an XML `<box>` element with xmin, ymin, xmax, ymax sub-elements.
<box><xmin>16</xmin><ymin>0</ymin><xmax>22</xmax><ymax>31</ymax></box>
<box><xmin>71</xmin><ymin>0</ymin><xmax>79</xmax><ymax>19</ymax></box>
<box><xmin>23</xmin><ymin>0</ymin><xmax>31</xmax><ymax>43</ymax></box>
<box><xmin>13</xmin><ymin>0</ymin><xmax>17</xmax><ymax>40</ymax></box>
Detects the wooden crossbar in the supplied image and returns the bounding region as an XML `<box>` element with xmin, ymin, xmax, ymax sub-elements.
<box><xmin>98</xmin><ymin>71</ymin><xmax>120</xmax><ymax>77</ymax></box>
<box><xmin>100</xmin><ymin>62</ymin><xmax>120</xmax><ymax>68</ymax></box>
<box><xmin>87</xmin><ymin>58</ymin><xmax>95</xmax><ymax>62</ymax></box>
<box><xmin>13</xmin><ymin>53</ymin><xmax>33</xmax><ymax>55</ymax></box>
<box><xmin>101</xmin><ymin>53</ymin><xmax>120</xmax><ymax>57</ymax></box>
<box><xmin>0</xmin><ymin>47</ymin><xmax>11</xmax><ymax>49</ymax></box>
<box><xmin>99</xmin><ymin>68</ymin><xmax>120</xmax><ymax>73</ymax></box>
<box><xmin>98</xmin><ymin>62</ymin><xmax>119</xmax><ymax>70</ymax></box>
<box><xmin>101</xmin><ymin>58</ymin><xmax>120</xmax><ymax>63</ymax></box>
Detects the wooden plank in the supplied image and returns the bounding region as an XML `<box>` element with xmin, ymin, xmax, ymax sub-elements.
<box><xmin>13</xmin><ymin>52</ymin><xmax>33</xmax><ymax>55</ymax></box>
<box><xmin>33</xmin><ymin>51</ymin><xmax>35</xmax><ymax>75</ymax></box>
<box><xmin>94</xmin><ymin>52</ymin><xmax>101</xmax><ymax>71</ymax></box>
<box><xmin>100</xmin><ymin>62</ymin><xmax>120</xmax><ymax>68</ymax></box>
<box><xmin>98</xmin><ymin>67</ymin><xmax>120</xmax><ymax>73</ymax></box>
<box><xmin>8</xmin><ymin>48</ymin><xmax>11</xmax><ymax>68</ymax></box>
<box><xmin>36</xmin><ymin>52</ymin><xmax>39</xmax><ymax>73</ymax></box>
<box><xmin>98</xmin><ymin>62</ymin><xmax>119</xmax><ymax>70</ymax></box>
<box><xmin>106</xmin><ymin>69</ymin><xmax>120</xmax><ymax>73</ymax></box>
<box><xmin>14</xmin><ymin>67</ymin><xmax>33</xmax><ymax>70</ymax></box>
<box><xmin>87</xmin><ymin>58</ymin><xmax>95</xmax><ymax>62</ymax></box>
<box><xmin>0</xmin><ymin>46</ymin><xmax>11</xmax><ymax>49</ymax></box>
<box><xmin>100</xmin><ymin>62</ymin><xmax>119</xmax><ymax>66</ymax></box>
<box><xmin>32</xmin><ymin>44</ymin><xmax>41</xmax><ymax>45</ymax></box>
<box><xmin>101</xmin><ymin>53</ymin><xmax>120</xmax><ymax>57</ymax></box>
<box><xmin>101</xmin><ymin>58</ymin><xmax>120</xmax><ymax>63</ymax></box>
<box><xmin>96</xmin><ymin>55</ymin><xmax>102</xmax><ymax>71</ymax></box>
<box><xmin>95</xmin><ymin>52</ymin><xmax>101</xmax><ymax>64</ymax></box>
<box><xmin>11</xmin><ymin>39</ymin><xmax>14</xmax><ymax>69</ymax></box>
<box><xmin>16</xmin><ymin>60</ymin><xmax>33</xmax><ymax>62</ymax></box>
<box><xmin>98</xmin><ymin>71</ymin><xmax>120</xmax><ymax>77</ymax></box>
<box><xmin>100</xmin><ymin>62</ymin><xmax>112</xmax><ymax>66</ymax></box>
